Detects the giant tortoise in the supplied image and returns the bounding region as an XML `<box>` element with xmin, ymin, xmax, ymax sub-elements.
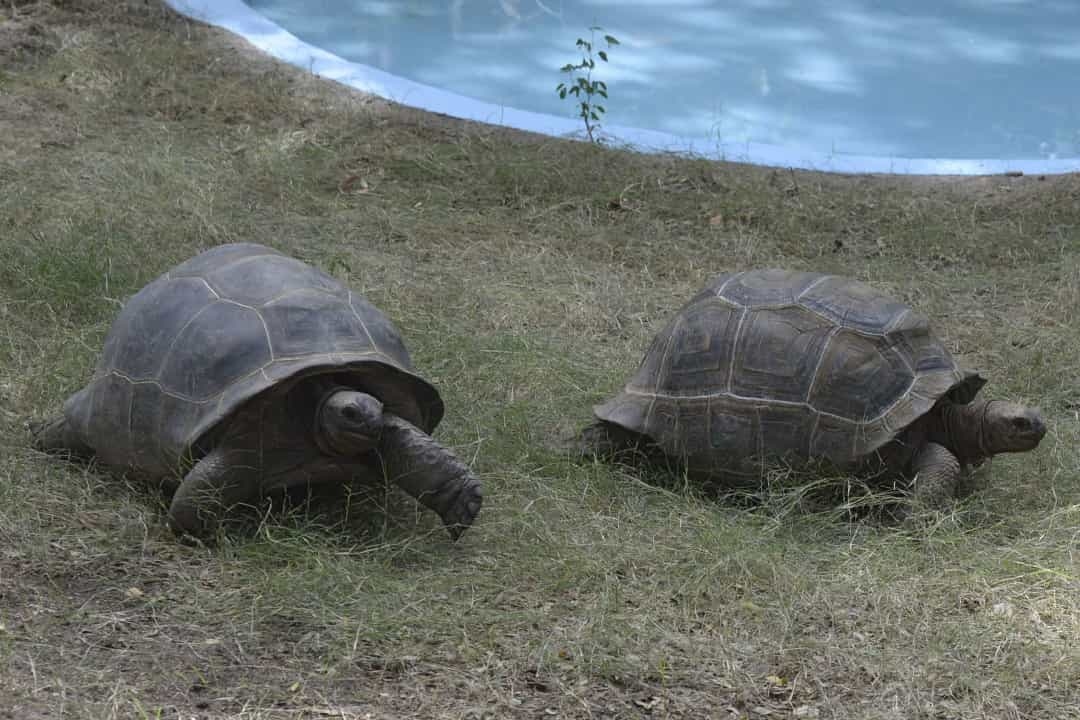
<box><xmin>32</xmin><ymin>243</ymin><xmax>483</xmax><ymax>540</ymax></box>
<box><xmin>579</xmin><ymin>269</ymin><xmax>1046</xmax><ymax>510</ymax></box>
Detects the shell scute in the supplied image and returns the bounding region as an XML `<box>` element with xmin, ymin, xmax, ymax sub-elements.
<box><xmin>729</xmin><ymin>306</ymin><xmax>834</xmax><ymax>404</ymax></box>
<box><xmin>716</xmin><ymin>269</ymin><xmax>823</xmax><ymax>307</ymax></box>
<box><xmin>806</xmin><ymin>329</ymin><xmax>913</xmax><ymax>420</ymax></box>
<box><xmin>206</xmin><ymin>254</ymin><xmax>345</xmax><ymax>307</ymax></box>
<box><xmin>101</xmin><ymin>276</ymin><xmax>218</xmax><ymax>381</ymax></box>
<box><xmin>660</xmin><ymin>300</ymin><xmax>741</xmax><ymax>395</ymax></box>
<box><xmin>261</xmin><ymin>290</ymin><xmax>373</xmax><ymax>358</ymax></box>
<box><xmin>158</xmin><ymin>302</ymin><xmax>272</xmax><ymax>401</ymax></box>
<box><xmin>797</xmin><ymin>275</ymin><xmax>910</xmax><ymax>334</ymax></box>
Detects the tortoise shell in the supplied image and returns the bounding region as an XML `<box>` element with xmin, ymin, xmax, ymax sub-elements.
<box><xmin>593</xmin><ymin>269</ymin><xmax>984</xmax><ymax>475</ymax></box>
<box><xmin>61</xmin><ymin>243</ymin><xmax>442</xmax><ymax>478</ymax></box>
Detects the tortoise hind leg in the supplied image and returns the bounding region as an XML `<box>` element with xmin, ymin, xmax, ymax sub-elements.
<box><xmin>29</xmin><ymin>414</ymin><xmax>94</xmax><ymax>460</ymax></box>
<box><xmin>576</xmin><ymin>420</ymin><xmax>631</xmax><ymax>458</ymax></box>
<box><xmin>376</xmin><ymin>415</ymin><xmax>483</xmax><ymax>542</ymax></box>
<box><xmin>577</xmin><ymin>420</ymin><xmax>667</xmax><ymax>465</ymax></box>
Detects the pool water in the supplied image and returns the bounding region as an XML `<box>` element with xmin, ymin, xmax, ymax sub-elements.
<box><xmin>204</xmin><ymin>1</ymin><xmax>1080</xmax><ymax>172</ymax></box>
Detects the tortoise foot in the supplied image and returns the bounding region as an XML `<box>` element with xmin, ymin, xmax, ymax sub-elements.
<box><xmin>439</xmin><ymin>477</ymin><xmax>483</xmax><ymax>542</ymax></box>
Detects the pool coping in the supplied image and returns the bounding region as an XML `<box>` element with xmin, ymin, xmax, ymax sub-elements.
<box><xmin>163</xmin><ymin>0</ymin><xmax>1080</xmax><ymax>177</ymax></box>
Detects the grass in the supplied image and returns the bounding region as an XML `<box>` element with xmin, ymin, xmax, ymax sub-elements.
<box><xmin>1</xmin><ymin>1</ymin><xmax>1078</xmax><ymax>718</ymax></box>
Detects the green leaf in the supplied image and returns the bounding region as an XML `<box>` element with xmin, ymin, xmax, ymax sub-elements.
<box><xmin>604</xmin><ymin>35</ymin><xmax>620</xmax><ymax>45</ymax></box>
<box><xmin>598</xmin><ymin>51</ymin><xmax>608</xmax><ymax>62</ymax></box>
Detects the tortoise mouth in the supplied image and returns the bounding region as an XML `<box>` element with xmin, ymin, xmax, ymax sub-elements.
<box><xmin>317</xmin><ymin>429</ymin><xmax>380</xmax><ymax>458</ymax></box>
<box><xmin>1015</xmin><ymin>419</ymin><xmax>1047</xmax><ymax>451</ymax></box>
<box><xmin>340</xmin><ymin>432</ymin><xmax>379</xmax><ymax>454</ymax></box>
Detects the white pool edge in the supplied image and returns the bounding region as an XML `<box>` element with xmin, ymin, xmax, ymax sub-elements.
<box><xmin>164</xmin><ymin>0</ymin><xmax>1080</xmax><ymax>177</ymax></box>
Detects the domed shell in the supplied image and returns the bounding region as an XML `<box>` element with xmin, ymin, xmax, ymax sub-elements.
<box><xmin>62</xmin><ymin>243</ymin><xmax>443</xmax><ymax>477</ymax></box>
<box><xmin>594</xmin><ymin>269</ymin><xmax>984</xmax><ymax>474</ymax></box>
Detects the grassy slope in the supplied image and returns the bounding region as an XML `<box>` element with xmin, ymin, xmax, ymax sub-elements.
<box><xmin>0</xmin><ymin>2</ymin><xmax>1078</xmax><ymax>718</ymax></box>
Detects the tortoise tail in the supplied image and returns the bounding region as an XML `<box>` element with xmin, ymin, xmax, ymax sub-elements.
<box><xmin>29</xmin><ymin>414</ymin><xmax>94</xmax><ymax>460</ymax></box>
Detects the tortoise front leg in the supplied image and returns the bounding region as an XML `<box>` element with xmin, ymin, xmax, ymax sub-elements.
<box><xmin>168</xmin><ymin>447</ymin><xmax>262</xmax><ymax>539</ymax></box>
<box><xmin>30</xmin><ymin>414</ymin><xmax>95</xmax><ymax>460</ymax></box>
<box><xmin>376</xmin><ymin>415</ymin><xmax>483</xmax><ymax>541</ymax></box>
<box><xmin>909</xmin><ymin>442</ymin><xmax>962</xmax><ymax>512</ymax></box>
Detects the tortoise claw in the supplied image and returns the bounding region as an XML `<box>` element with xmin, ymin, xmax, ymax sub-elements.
<box><xmin>442</xmin><ymin>479</ymin><xmax>483</xmax><ymax>542</ymax></box>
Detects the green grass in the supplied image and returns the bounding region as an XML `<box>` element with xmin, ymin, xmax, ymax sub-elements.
<box><xmin>1</xmin><ymin>1</ymin><xmax>1078</xmax><ymax>718</ymax></box>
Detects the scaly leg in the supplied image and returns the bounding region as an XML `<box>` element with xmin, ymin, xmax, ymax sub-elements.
<box><xmin>575</xmin><ymin>420</ymin><xmax>669</xmax><ymax>466</ymax></box>
<box><xmin>909</xmin><ymin>442</ymin><xmax>962</xmax><ymax>512</ymax></box>
<box><xmin>167</xmin><ymin>447</ymin><xmax>262</xmax><ymax>539</ymax></box>
<box><xmin>376</xmin><ymin>415</ymin><xmax>483</xmax><ymax>541</ymax></box>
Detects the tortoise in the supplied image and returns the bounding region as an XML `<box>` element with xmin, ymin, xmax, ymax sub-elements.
<box><xmin>31</xmin><ymin>243</ymin><xmax>483</xmax><ymax>540</ymax></box>
<box><xmin>578</xmin><ymin>269</ymin><xmax>1047</xmax><ymax>510</ymax></box>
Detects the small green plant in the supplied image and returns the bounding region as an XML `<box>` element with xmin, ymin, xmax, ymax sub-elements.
<box><xmin>556</xmin><ymin>26</ymin><xmax>619</xmax><ymax>143</ymax></box>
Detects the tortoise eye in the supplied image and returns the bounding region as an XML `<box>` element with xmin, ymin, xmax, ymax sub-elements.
<box><xmin>342</xmin><ymin>406</ymin><xmax>359</xmax><ymax>421</ymax></box>
<box><xmin>1011</xmin><ymin>417</ymin><xmax>1030</xmax><ymax>430</ymax></box>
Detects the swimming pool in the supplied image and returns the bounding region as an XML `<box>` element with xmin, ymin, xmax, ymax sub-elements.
<box><xmin>165</xmin><ymin>0</ymin><xmax>1080</xmax><ymax>175</ymax></box>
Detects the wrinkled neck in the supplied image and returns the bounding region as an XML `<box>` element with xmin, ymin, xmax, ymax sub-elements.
<box><xmin>935</xmin><ymin>400</ymin><xmax>992</xmax><ymax>465</ymax></box>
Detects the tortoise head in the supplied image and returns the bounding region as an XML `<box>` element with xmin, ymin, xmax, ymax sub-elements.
<box><xmin>316</xmin><ymin>390</ymin><xmax>385</xmax><ymax>456</ymax></box>
<box><xmin>982</xmin><ymin>401</ymin><xmax>1047</xmax><ymax>454</ymax></box>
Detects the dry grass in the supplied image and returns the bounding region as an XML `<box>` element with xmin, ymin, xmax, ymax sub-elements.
<box><xmin>1</xmin><ymin>1</ymin><xmax>1078</xmax><ymax>718</ymax></box>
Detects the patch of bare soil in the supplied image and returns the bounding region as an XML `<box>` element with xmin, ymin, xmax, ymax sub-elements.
<box><xmin>0</xmin><ymin>525</ymin><xmax>809</xmax><ymax>718</ymax></box>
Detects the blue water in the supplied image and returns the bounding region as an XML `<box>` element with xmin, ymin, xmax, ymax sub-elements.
<box><xmin>245</xmin><ymin>0</ymin><xmax>1080</xmax><ymax>163</ymax></box>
